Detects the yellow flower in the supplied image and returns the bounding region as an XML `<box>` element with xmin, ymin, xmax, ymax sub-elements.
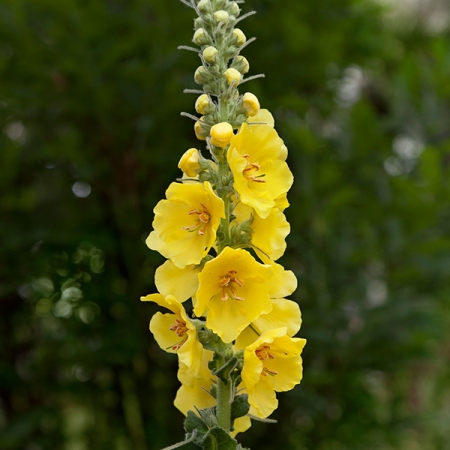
<box><xmin>233</xmin><ymin>202</ymin><xmax>290</xmax><ymax>261</ymax></box>
<box><xmin>227</xmin><ymin>123</ymin><xmax>293</xmax><ymax>219</ymax></box>
<box><xmin>146</xmin><ymin>182</ymin><xmax>225</xmax><ymax>268</ymax></box>
<box><xmin>194</xmin><ymin>247</ymin><xmax>273</xmax><ymax>343</ymax></box>
<box><xmin>236</xmin><ymin>298</ymin><xmax>302</xmax><ymax>349</ymax></box>
<box><xmin>175</xmin><ymin>350</ymin><xmax>252</xmax><ymax>437</ymax></box>
<box><xmin>241</xmin><ymin>327</ymin><xmax>306</xmax><ymax>418</ymax></box>
<box><xmin>175</xmin><ymin>350</ymin><xmax>215</xmax><ymax>412</ymax></box>
<box><xmin>155</xmin><ymin>260</ymin><xmax>200</xmax><ymax>302</ymax></box>
<box><xmin>141</xmin><ymin>293</ymin><xmax>203</xmax><ymax>382</ymax></box>
<box><xmin>247</xmin><ymin>109</ymin><xmax>275</xmax><ymax>128</ymax></box>
<box><xmin>178</xmin><ymin>148</ymin><xmax>200</xmax><ymax>177</ymax></box>
<box><xmin>275</xmin><ymin>193</ymin><xmax>289</xmax><ymax>211</ymax></box>
<box><xmin>210</xmin><ymin>122</ymin><xmax>234</xmax><ymax>148</ymax></box>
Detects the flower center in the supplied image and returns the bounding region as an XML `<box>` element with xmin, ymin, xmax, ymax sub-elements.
<box><xmin>256</xmin><ymin>344</ymin><xmax>278</xmax><ymax>377</ymax></box>
<box><xmin>243</xmin><ymin>154</ymin><xmax>266</xmax><ymax>183</ymax></box>
<box><xmin>219</xmin><ymin>270</ymin><xmax>244</xmax><ymax>301</ymax></box>
<box><xmin>182</xmin><ymin>203</ymin><xmax>211</xmax><ymax>235</ymax></box>
<box><xmin>169</xmin><ymin>318</ymin><xmax>188</xmax><ymax>351</ymax></box>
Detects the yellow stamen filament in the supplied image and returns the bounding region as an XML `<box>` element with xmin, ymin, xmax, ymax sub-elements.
<box><xmin>182</xmin><ymin>203</ymin><xmax>211</xmax><ymax>235</ymax></box>
<box><xmin>256</xmin><ymin>344</ymin><xmax>278</xmax><ymax>377</ymax></box>
<box><xmin>243</xmin><ymin>154</ymin><xmax>266</xmax><ymax>183</ymax></box>
<box><xmin>219</xmin><ymin>270</ymin><xmax>244</xmax><ymax>301</ymax></box>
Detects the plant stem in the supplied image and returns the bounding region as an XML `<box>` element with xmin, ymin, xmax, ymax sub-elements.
<box><xmin>216</xmin><ymin>377</ymin><xmax>232</xmax><ymax>431</ymax></box>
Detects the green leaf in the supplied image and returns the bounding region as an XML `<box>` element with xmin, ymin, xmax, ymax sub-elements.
<box><xmin>230</xmin><ymin>395</ymin><xmax>250</xmax><ymax>422</ymax></box>
<box><xmin>184</xmin><ymin>410</ymin><xmax>209</xmax><ymax>435</ymax></box>
<box><xmin>201</xmin><ymin>426</ymin><xmax>237</xmax><ymax>450</ymax></box>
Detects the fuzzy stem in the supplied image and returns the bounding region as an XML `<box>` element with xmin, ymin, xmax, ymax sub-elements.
<box><xmin>216</xmin><ymin>377</ymin><xmax>232</xmax><ymax>431</ymax></box>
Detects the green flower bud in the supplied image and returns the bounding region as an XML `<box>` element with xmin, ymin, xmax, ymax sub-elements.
<box><xmin>193</xmin><ymin>28</ymin><xmax>211</xmax><ymax>46</ymax></box>
<box><xmin>194</xmin><ymin>66</ymin><xmax>211</xmax><ymax>85</ymax></box>
<box><xmin>197</xmin><ymin>0</ymin><xmax>211</xmax><ymax>13</ymax></box>
<box><xmin>194</xmin><ymin>17</ymin><xmax>205</xmax><ymax>30</ymax></box>
<box><xmin>231</xmin><ymin>55</ymin><xmax>249</xmax><ymax>74</ymax></box>
<box><xmin>232</xmin><ymin>28</ymin><xmax>246</xmax><ymax>47</ymax></box>
<box><xmin>224</xmin><ymin>67</ymin><xmax>242</xmax><ymax>86</ymax></box>
<box><xmin>195</xmin><ymin>94</ymin><xmax>216</xmax><ymax>115</ymax></box>
<box><xmin>229</xmin><ymin>2</ymin><xmax>240</xmax><ymax>16</ymax></box>
<box><xmin>203</xmin><ymin>46</ymin><xmax>219</xmax><ymax>64</ymax></box>
<box><xmin>214</xmin><ymin>10</ymin><xmax>229</xmax><ymax>23</ymax></box>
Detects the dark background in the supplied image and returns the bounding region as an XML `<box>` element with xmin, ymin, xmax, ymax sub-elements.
<box><xmin>1</xmin><ymin>0</ymin><xmax>450</xmax><ymax>449</ymax></box>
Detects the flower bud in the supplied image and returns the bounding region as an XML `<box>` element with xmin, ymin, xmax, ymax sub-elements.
<box><xmin>178</xmin><ymin>148</ymin><xmax>201</xmax><ymax>177</ymax></box>
<box><xmin>210</xmin><ymin>122</ymin><xmax>234</xmax><ymax>148</ymax></box>
<box><xmin>231</xmin><ymin>55</ymin><xmax>249</xmax><ymax>74</ymax></box>
<box><xmin>194</xmin><ymin>66</ymin><xmax>210</xmax><ymax>85</ymax></box>
<box><xmin>224</xmin><ymin>67</ymin><xmax>242</xmax><ymax>86</ymax></box>
<box><xmin>229</xmin><ymin>2</ymin><xmax>240</xmax><ymax>16</ymax></box>
<box><xmin>242</xmin><ymin>92</ymin><xmax>260</xmax><ymax>117</ymax></box>
<box><xmin>193</xmin><ymin>28</ymin><xmax>211</xmax><ymax>45</ymax></box>
<box><xmin>214</xmin><ymin>10</ymin><xmax>229</xmax><ymax>23</ymax></box>
<box><xmin>194</xmin><ymin>117</ymin><xmax>209</xmax><ymax>140</ymax></box>
<box><xmin>232</xmin><ymin>28</ymin><xmax>246</xmax><ymax>47</ymax></box>
<box><xmin>195</xmin><ymin>94</ymin><xmax>216</xmax><ymax>115</ymax></box>
<box><xmin>203</xmin><ymin>46</ymin><xmax>219</xmax><ymax>64</ymax></box>
<box><xmin>197</xmin><ymin>0</ymin><xmax>211</xmax><ymax>13</ymax></box>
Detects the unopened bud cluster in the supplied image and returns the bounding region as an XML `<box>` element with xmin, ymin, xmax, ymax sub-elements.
<box><xmin>188</xmin><ymin>0</ymin><xmax>261</xmax><ymax>149</ymax></box>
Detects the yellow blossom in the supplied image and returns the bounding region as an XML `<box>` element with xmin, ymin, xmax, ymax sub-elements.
<box><xmin>236</xmin><ymin>298</ymin><xmax>302</xmax><ymax>349</ymax></box>
<box><xmin>178</xmin><ymin>148</ymin><xmax>200</xmax><ymax>177</ymax></box>
<box><xmin>194</xmin><ymin>247</ymin><xmax>273</xmax><ymax>343</ymax></box>
<box><xmin>210</xmin><ymin>122</ymin><xmax>234</xmax><ymax>148</ymax></box>
<box><xmin>247</xmin><ymin>108</ymin><xmax>275</xmax><ymax>128</ymax></box>
<box><xmin>155</xmin><ymin>260</ymin><xmax>200</xmax><ymax>302</ymax></box>
<box><xmin>175</xmin><ymin>350</ymin><xmax>215</xmax><ymax>411</ymax></box>
<box><xmin>141</xmin><ymin>293</ymin><xmax>203</xmax><ymax>382</ymax></box>
<box><xmin>241</xmin><ymin>327</ymin><xmax>306</xmax><ymax>418</ymax></box>
<box><xmin>228</xmin><ymin>123</ymin><xmax>293</xmax><ymax>218</ymax></box>
<box><xmin>146</xmin><ymin>182</ymin><xmax>225</xmax><ymax>268</ymax></box>
<box><xmin>233</xmin><ymin>202</ymin><xmax>290</xmax><ymax>261</ymax></box>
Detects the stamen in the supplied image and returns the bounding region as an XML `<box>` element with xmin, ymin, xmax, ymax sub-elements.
<box><xmin>171</xmin><ymin>336</ymin><xmax>188</xmax><ymax>351</ymax></box>
<box><xmin>242</xmin><ymin>154</ymin><xmax>265</xmax><ymax>183</ymax></box>
<box><xmin>219</xmin><ymin>270</ymin><xmax>245</xmax><ymax>301</ymax></box>
<box><xmin>261</xmin><ymin>367</ymin><xmax>278</xmax><ymax>377</ymax></box>
<box><xmin>184</xmin><ymin>204</ymin><xmax>211</xmax><ymax>235</ymax></box>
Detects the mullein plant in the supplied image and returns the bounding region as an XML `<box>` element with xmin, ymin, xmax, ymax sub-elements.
<box><xmin>142</xmin><ymin>0</ymin><xmax>306</xmax><ymax>448</ymax></box>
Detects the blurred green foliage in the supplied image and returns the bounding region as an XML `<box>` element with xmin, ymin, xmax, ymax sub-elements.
<box><xmin>1</xmin><ymin>0</ymin><xmax>450</xmax><ymax>449</ymax></box>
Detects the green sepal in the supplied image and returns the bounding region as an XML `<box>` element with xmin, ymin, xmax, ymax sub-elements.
<box><xmin>201</xmin><ymin>426</ymin><xmax>238</xmax><ymax>450</ymax></box>
<box><xmin>236</xmin><ymin>445</ymin><xmax>250</xmax><ymax>450</ymax></box>
<box><xmin>230</xmin><ymin>394</ymin><xmax>250</xmax><ymax>422</ymax></box>
<box><xmin>184</xmin><ymin>410</ymin><xmax>209</xmax><ymax>435</ymax></box>
<box><xmin>192</xmin><ymin>321</ymin><xmax>229</xmax><ymax>354</ymax></box>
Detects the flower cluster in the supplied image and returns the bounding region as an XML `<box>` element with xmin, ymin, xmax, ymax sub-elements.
<box><xmin>142</xmin><ymin>1</ymin><xmax>306</xmax><ymax>448</ymax></box>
